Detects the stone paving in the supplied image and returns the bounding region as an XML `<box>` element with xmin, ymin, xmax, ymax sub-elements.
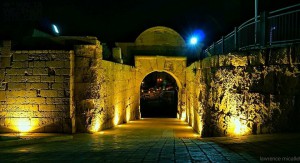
<box><xmin>0</xmin><ymin>118</ymin><xmax>300</xmax><ymax>162</ymax></box>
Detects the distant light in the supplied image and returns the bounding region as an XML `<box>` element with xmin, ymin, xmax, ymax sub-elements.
<box><xmin>188</xmin><ymin>29</ymin><xmax>205</xmax><ymax>46</ymax></box>
<box><xmin>190</xmin><ymin>37</ymin><xmax>198</xmax><ymax>45</ymax></box>
<box><xmin>52</xmin><ymin>24</ymin><xmax>59</xmax><ymax>34</ymax></box>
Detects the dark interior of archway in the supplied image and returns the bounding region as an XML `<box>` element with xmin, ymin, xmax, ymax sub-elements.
<box><xmin>140</xmin><ymin>72</ymin><xmax>178</xmax><ymax>118</ymax></box>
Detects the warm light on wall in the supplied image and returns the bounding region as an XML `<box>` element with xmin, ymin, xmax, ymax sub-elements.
<box><xmin>15</xmin><ymin>118</ymin><xmax>31</xmax><ymax>132</ymax></box>
<box><xmin>126</xmin><ymin>109</ymin><xmax>131</xmax><ymax>122</ymax></box>
<box><xmin>91</xmin><ymin>118</ymin><xmax>101</xmax><ymax>132</ymax></box>
<box><xmin>181</xmin><ymin>111</ymin><xmax>186</xmax><ymax>121</ymax></box>
<box><xmin>228</xmin><ymin>116</ymin><xmax>249</xmax><ymax>135</ymax></box>
<box><xmin>114</xmin><ymin>114</ymin><xmax>119</xmax><ymax>125</ymax></box>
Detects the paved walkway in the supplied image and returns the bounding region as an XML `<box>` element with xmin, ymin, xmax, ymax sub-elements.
<box><xmin>0</xmin><ymin>118</ymin><xmax>300</xmax><ymax>162</ymax></box>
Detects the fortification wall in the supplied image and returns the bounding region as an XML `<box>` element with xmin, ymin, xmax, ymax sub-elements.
<box><xmin>0</xmin><ymin>41</ymin><xmax>72</xmax><ymax>133</ymax></box>
<box><xmin>74</xmin><ymin>44</ymin><xmax>139</xmax><ymax>132</ymax></box>
<box><xmin>186</xmin><ymin>45</ymin><xmax>300</xmax><ymax>137</ymax></box>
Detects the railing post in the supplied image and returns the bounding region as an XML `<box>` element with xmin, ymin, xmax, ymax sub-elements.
<box><xmin>221</xmin><ymin>36</ymin><xmax>224</xmax><ymax>54</ymax></box>
<box><xmin>259</xmin><ymin>11</ymin><xmax>268</xmax><ymax>47</ymax></box>
<box><xmin>234</xmin><ymin>27</ymin><xmax>238</xmax><ymax>51</ymax></box>
<box><xmin>213</xmin><ymin>42</ymin><xmax>215</xmax><ymax>55</ymax></box>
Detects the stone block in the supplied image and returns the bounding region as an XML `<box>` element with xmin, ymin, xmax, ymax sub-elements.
<box><xmin>55</xmin><ymin>69</ymin><xmax>70</xmax><ymax>75</ymax></box>
<box><xmin>39</xmin><ymin>104</ymin><xmax>57</xmax><ymax>111</ymax></box>
<box><xmin>6</xmin><ymin>105</ymin><xmax>39</xmax><ymax>111</ymax></box>
<box><xmin>25</xmin><ymin>97</ymin><xmax>46</xmax><ymax>104</ymax></box>
<box><xmin>6</xmin><ymin>90</ymin><xmax>36</xmax><ymax>98</ymax></box>
<box><xmin>0</xmin><ymin>82</ymin><xmax>8</xmax><ymax>91</ymax></box>
<box><xmin>52</xmin><ymin>83</ymin><xmax>64</xmax><ymax>90</ymax></box>
<box><xmin>25</xmin><ymin>76</ymin><xmax>41</xmax><ymax>83</ymax></box>
<box><xmin>46</xmin><ymin>61</ymin><xmax>65</xmax><ymax>68</ymax></box>
<box><xmin>0</xmin><ymin>69</ymin><xmax>5</xmax><ymax>79</ymax></box>
<box><xmin>11</xmin><ymin>61</ymin><xmax>29</xmax><ymax>68</ymax></box>
<box><xmin>8</xmin><ymin>83</ymin><xmax>26</xmax><ymax>90</ymax></box>
<box><xmin>57</xmin><ymin>90</ymin><xmax>65</xmax><ymax>97</ymax></box>
<box><xmin>32</xmin><ymin>68</ymin><xmax>48</xmax><ymax>75</ymax></box>
<box><xmin>0</xmin><ymin>91</ymin><xmax>5</xmax><ymax>101</ymax></box>
<box><xmin>6</xmin><ymin>97</ymin><xmax>27</xmax><ymax>104</ymax></box>
<box><xmin>5</xmin><ymin>76</ymin><xmax>41</xmax><ymax>83</ymax></box>
<box><xmin>26</xmin><ymin>83</ymin><xmax>49</xmax><ymax>90</ymax></box>
<box><xmin>28</xmin><ymin>61</ymin><xmax>34</xmax><ymax>67</ymax></box>
<box><xmin>49</xmin><ymin>53</ymin><xmax>70</xmax><ymax>61</ymax></box>
<box><xmin>13</xmin><ymin>53</ymin><xmax>28</xmax><ymax>61</ymax></box>
<box><xmin>0</xmin><ymin>57</ymin><xmax>12</xmax><ymax>68</ymax></box>
<box><xmin>64</xmin><ymin>61</ymin><xmax>70</xmax><ymax>68</ymax></box>
<box><xmin>41</xmin><ymin>76</ymin><xmax>54</xmax><ymax>82</ymax></box>
<box><xmin>40</xmin><ymin>90</ymin><xmax>57</xmax><ymax>97</ymax></box>
<box><xmin>6</xmin><ymin>68</ymin><xmax>32</xmax><ymax>75</ymax></box>
<box><xmin>34</xmin><ymin>61</ymin><xmax>46</xmax><ymax>67</ymax></box>
<box><xmin>46</xmin><ymin>98</ymin><xmax>69</xmax><ymax>105</ymax></box>
<box><xmin>54</xmin><ymin>76</ymin><xmax>64</xmax><ymax>82</ymax></box>
<box><xmin>55</xmin><ymin>105</ymin><xmax>69</xmax><ymax>112</ymax></box>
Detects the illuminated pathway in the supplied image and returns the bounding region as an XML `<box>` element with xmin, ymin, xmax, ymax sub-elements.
<box><xmin>1</xmin><ymin>118</ymin><xmax>300</xmax><ymax>162</ymax></box>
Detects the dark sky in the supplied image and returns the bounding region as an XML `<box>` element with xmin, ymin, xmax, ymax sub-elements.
<box><xmin>0</xmin><ymin>0</ymin><xmax>298</xmax><ymax>45</ymax></box>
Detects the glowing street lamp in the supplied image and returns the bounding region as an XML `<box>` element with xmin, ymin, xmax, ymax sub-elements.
<box><xmin>188</xmin><ymin>29</ymin><xmax>205</xmax><ymax>46</ymax></box>
<box><xmin>190</xmin><ymin>37</ymin><xmax>198</xmax><ymax>45</ymax></box>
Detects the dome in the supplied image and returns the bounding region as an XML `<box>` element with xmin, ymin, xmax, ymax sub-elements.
<box><xmin>135</xmin><ymin>26</ymin><xmax>186</xmax><ymax>46</ymax></box>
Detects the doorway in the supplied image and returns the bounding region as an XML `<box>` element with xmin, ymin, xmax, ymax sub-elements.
<box><xmin>140</xmin><ymin>72</ymin><xmax>178</xmax><ymax>118</ymax></box>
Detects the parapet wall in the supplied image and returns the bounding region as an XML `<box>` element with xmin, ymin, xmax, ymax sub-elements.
<box><xmin>186</xmin><ymin>45</ymin><xmax>300</xmax><ymax>137</ymax></box>
<box><xmin>0</xmin><ymin>41</ymin><xmax>72</xmax><ymax>133</ymax></box>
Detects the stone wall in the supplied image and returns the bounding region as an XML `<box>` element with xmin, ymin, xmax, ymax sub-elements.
<box><xmin>74</xmin><ymin>44</ymin><xmax>139</xmax><ymax>132</ymax></box>
<box><xmin>186</xmin><ymin>45</ymin><xmax>300</xmax><ymax>137</ymax></box>
<box><xmin>0</xmin><ymin>41</ymin><xmax>72</xmax><ymax>133</ymax></box>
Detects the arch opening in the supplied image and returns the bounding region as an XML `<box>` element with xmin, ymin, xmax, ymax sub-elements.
<box><xmin>140</xmin><ymin>71</ymin><xmax>179</xmax><ymax>118</ymax></box>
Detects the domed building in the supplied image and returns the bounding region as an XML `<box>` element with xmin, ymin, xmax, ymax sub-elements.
<box><xmin>114</xmin><ymin>26</ymin><xmax>196</xmax><ymax>65</ymax></box>
<box><xmin>135</xmin><ymin>26</ymin><xmax>186</xmax><ymax>46</ymax></box>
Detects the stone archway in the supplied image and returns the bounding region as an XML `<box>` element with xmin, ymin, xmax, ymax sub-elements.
<box><xmin>135</xmin><ymin>56</ymin><xmax>187</xmax><ymax>120</ymax></box>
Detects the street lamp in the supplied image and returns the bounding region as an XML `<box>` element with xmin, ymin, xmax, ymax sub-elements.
<box><xmin>255</xmin><ymin>0</ymin><xmax>258</xmax><ymax>44</ymax></box>
<box><xmin>190</xmin><ymin>37</ymin><xmax>198</xmax><ymax>45</ymax></box>
<box><xmin>270</xmin><ymin>26</ymin><xmax>276</xmax><ymax>45</ymax></box>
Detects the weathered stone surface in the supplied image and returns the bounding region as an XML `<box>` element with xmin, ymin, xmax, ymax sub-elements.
<box><xmin>186</xmin><ymin>45</ymin><xmax>300</xmax><ymax>137</ymax></box>
<box><xmin>0</xmin><ymin>49</ymin><xmax>72</xmax><ymax>133</ymax></box>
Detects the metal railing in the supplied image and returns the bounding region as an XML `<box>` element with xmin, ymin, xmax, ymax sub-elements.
<box><xmin>202</xmin><ymin>3</ymin><xmax>300</xmax><ymax>58</ymax></box>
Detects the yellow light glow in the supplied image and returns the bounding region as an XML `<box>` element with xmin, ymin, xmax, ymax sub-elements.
<box><xmin>233</xmin><ymin>118</ymin><xmax>242</xmax><ymax>134</ymax></box>
<box><xmin>181</xmin><ymin>111</ymin><xmax>186</xmax><ymax>121</ymax></box>
<box><xmin>229</xmin><ymin>117</ymin><xmax>249</xmax><ymax>135</ymax></box>
<box><xmin>16</xmin><ymin>118</ymin><xmax>31</xmax><ymax>132</ymax></box>
<box><xmin>91</xmin><ymin>118</ymin><xmax>101</xmax><ymax>132</ymax></box>
<box><xmin>126</xmin><ymin>110</ymin><xmax>130</xmax><ymax>122</ymax></box>
<box><xmin>114</xmin><ymin>115</ymin><xmax>119</xmax><ymax>125</ymax></box>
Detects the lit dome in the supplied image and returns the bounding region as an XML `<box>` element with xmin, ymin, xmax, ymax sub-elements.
<box><xmin>135</xmin><ymin>26</ymin><xmax>186</xmax><ymax>46</ymax></box>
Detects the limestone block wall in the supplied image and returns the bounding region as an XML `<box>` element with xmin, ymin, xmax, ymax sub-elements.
<box><xmin>0</xmin><ymin>41</ymin><xmax>72</xmax><ymax>133</ymax></box>
<box><xmin>74</xmin><ymin>44</ymin><xmax>139</xmax><ymax>133</ymax></box>
<box><xmin>186</xmin><ymin>45</ymin><xmax>300</xmax><ymax>137</ymax></box>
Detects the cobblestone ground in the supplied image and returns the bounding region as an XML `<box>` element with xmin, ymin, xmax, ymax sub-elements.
<box><xmin>0</xmin><ymin>118</ymin><xmax>300</xmax><ymax>162</ymax></box>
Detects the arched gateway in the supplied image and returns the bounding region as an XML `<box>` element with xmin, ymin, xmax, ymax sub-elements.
<box><xmin>135</xmin><ymin>56</ymin><xmax>187</xmax><ymax>120</ymax></box>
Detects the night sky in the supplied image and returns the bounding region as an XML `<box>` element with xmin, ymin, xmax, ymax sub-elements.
<box><xmin>0</xmin><ymin>0</ymin><xmax>298</xmax><ymax>46</ymax></box>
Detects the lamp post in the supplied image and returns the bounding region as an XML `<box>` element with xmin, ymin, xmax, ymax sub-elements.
<box><xmin>269</xmin><ymin>26</ymin><xmax>276</xmax><ymax>45</ymax></box>
<box><xmin>255</xmin><ymin>0</ymin><xmax>258</xmax><ymax>45</ymax></box>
